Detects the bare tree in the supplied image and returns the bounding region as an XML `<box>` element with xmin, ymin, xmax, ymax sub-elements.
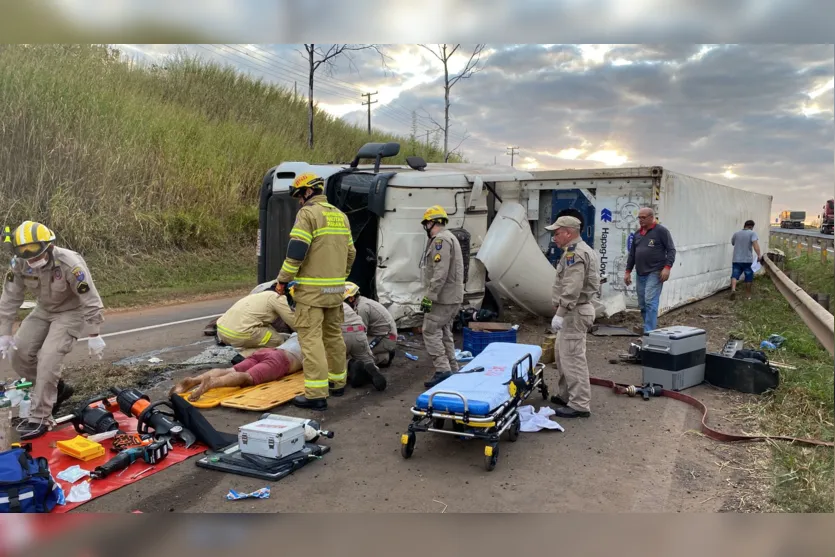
<box><xmin>418</xmin><ymin>44</ymin><xmax>485</xmax><ymax>162</ymax></box>
<box><xmin>298</xmin><ymin>44</ymin><xmax>388</xmax><ymax>150</ymax></box>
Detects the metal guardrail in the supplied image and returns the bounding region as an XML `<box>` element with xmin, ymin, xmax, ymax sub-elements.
<box><xmin>762</xmin><ymin>254</ymin><xmax>835</xmax><ymax>356</ymax></box>
<box><xmin>770</xmin><ymin>230</ymin><xmax>835</xmax><ymax>263</ymax></box>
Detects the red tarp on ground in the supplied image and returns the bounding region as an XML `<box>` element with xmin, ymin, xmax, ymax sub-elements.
<box><xmin>26</xmin><ymin>413</ymin><xmax>205</xmax><ymax>513</ymax></box>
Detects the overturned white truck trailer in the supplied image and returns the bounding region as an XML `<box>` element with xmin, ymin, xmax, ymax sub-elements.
<box><xmin>256</xmin><ymin>143</ymin><xmax>772</xmax><ymax>328</ymax></box>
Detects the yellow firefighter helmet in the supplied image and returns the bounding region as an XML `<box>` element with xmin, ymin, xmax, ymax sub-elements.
<box><xmin>7</xmin><ymin>221</ymin><xmax>56</xmax><ymax>259</ymax></box>
<box><xmin>289</xmin><ymin>172</ymin><xmax>325</xmax><ymax>197</ymax></box>
<box><xmin>421</xmin><ymin>205</ymin><xmax>449</xmax><ymax>224</ymax></box>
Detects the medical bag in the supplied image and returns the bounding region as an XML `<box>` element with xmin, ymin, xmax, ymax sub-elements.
<box><xmin>0</xmin><ymin>447</ymin><xmax>61</xmax><ymax>513</ymax></box>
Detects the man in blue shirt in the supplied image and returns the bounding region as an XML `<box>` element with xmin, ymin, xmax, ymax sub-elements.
<box><xmin>624</xmin><ymin>207</ymin><xmax>676</xmax><ymax>334</ymax></box>
<box><xmin>730</xmin><ymin>220</ymin><xmax>763</xmax><ymax>300</ymax></box>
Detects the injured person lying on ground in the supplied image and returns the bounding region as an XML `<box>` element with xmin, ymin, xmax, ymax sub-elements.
<box><xmin>172</xmin><ymin>334</ymin><xmax>304</xmax><ymax>401</ymax></box>
<box><xmin>206</xmin><ymin>286</ymin><xmax>387</xmax><ymax>392</ymax></box>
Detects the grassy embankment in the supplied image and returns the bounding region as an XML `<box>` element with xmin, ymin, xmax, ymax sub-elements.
<box><xmin>731</xmin><ymin>252</ymin><xmax>834</xmax><ymax>512</ymax></box>
<box><xmin>0</xmin><ymin>44</ymin><xmax>453</xmax><ymax>309</ymax></box>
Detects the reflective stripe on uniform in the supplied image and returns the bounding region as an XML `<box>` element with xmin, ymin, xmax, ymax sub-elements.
<box><xmin>216</xmin><ymin>325</ymin><xmax>251</xmax><ymax>339</ymax></box>
<box><xmin>311</xmin><ymin>228</ymin><xmax>351</xmax><ymax>238</ymax></box>
<box><xmin>342</xmin><ymin>325</ymin><xmax>366</xmax><ymax>333</ymax></box>
<box><xmin>294</xmin><ymin>277</ymin><xmax>346</xmax><ymax>286</ymax></box>
<box><xmin>289</xmin><ymin>228</ymin><xmax>313</xmax><ymax>243</ymax></box>
<box><xmin>328</xmin><ymin>370</ymin><xmax>347</xmax><ymax>382</ymax></box>
<box><xmin>281</xmin><ymin>261</ymin><xmax>299</xmax><ymax>274</ymax></box>
<box><xmin>305</xmin><ymin>379</ymin><xmax>329</xmax><ymax>389</ymax></box>
<box><xmin>259</xmin><ymin>329</ymin><xmax>272</xmax><ymax>346</ymax></box>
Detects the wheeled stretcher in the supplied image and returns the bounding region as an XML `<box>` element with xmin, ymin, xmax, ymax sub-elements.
<box><xmin>401</xmin><ymin>342</ymin><xmax>549</xmax><ymax>471</ymax></box>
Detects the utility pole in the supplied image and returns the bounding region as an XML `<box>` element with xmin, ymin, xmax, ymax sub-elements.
<box><xmin>361</xmin><ymin>91</ymin><xmax>378</xmax><ymax>134</ymax></box>
<box><xmin>506</xmin><ymin>146</ymin><xmax>519</xmax><ymax>166</ymax></box>
<box><xmin>425</xmin><ymin>130</ymin><xmax>430</xmax><ymax>147</ymax></box>
<box><xmin>294</xmin><ymin>81</ymin><xmax>297</xmax><ymax>101</ymax></box>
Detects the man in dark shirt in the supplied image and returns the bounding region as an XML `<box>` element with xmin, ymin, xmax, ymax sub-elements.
<box><xmin>624</xmin><ymin>207</ymin><xmax>676</xmax><ymax>333</ymax></box>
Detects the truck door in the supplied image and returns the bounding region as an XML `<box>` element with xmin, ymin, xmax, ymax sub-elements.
<box><xmin>547</xmin><ymin>189</ymin><xmax>596</xmax><ymax>265</ymax></box>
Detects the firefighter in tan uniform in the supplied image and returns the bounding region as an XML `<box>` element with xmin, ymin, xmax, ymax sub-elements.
<box><xmin>276</xmin><ymin>173</ymin><xmax>355</xmax><ymax>411</ymax></box>
<box><xmin>419</xmin><ymin>206</ymin><xmax>464</xmax><ymax>388</ymax></box>
<box><xmin>344</xmin><ymin>281</ymin><xmax>398</xmax><ymax>367</ymax></box>
<box><xmin>544</xmin><ymin>215</ymin><xmax>600</xmax><ymax>418</ymax></box>
<box><xmin>0</xmin><ymin>221</ymin><xmax>106</xmax><ymax>439</ymax></box>
<box><xmin>215</xmin><ymin>290</ymin><xmax>292</xmax><ymax>355</ymax></box>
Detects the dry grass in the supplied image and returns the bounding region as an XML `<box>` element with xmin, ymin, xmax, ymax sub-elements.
<box><xmin>0</xmin><ymin>44</ymin><xmax>453</xmax><ymax>299</ymax></box>
<box><xmin>729</xmin><ymin>256</ymin><xmax>834</xmax><ymax>513</ymax></box>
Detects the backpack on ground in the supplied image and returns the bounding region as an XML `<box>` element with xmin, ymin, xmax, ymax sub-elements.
<box><xmin>0</xmin><ymin>447</ymin><xmax>62</xmax><ymax>513</ymax></box>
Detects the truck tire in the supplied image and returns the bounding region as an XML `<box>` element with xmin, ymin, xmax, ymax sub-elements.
<box><xmin>481</xmin><ymin>282</ymin><xmax>504</xmax><ymax>322</ymax></box>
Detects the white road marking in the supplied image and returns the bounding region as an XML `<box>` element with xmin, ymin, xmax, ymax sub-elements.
<box><xmin>78</xmin><ymin>313</ymin><xmax>224</xmax><ymax>341</ymax></box>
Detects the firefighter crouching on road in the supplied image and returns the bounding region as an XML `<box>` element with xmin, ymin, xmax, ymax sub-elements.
<box><xmin>545</xmin><ymin>215</ymin><xmax>601</xmax><ymax>419</ymax></box>
<box><xmin>340</xmin><ymin>284</ymin><xmax>387</xmax><ymax>391</ymax></box>
<box><xmin>277</xmin><ymin>173</ymin><xmax>356</xmax><ymax>411</ymax></box>
<box><xmin>344</xmin><ymin>281</ymin><xmax>398</xmax><ymax>368</ymax></box>
<box><xmin>0</xmin><ymin>221</ymin><xmax>106</xmax><ymax>440</ymax></box>
<box><xmin>259</xmin><ymin>286</ymin><xmax>386</xmax><ymax>391</ymax></box>
<box><xmin>215</xmin><ymin>290</ymin><xmax>292</xmax><ymax>355</ymax></box>
<box><xmin>419</xmin><ymin>205</ymin><xmax>465</xmax><ymax>389</ymax></box>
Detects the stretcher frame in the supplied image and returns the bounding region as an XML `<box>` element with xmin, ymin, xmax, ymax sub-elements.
<box><xmin>401</xmin><ymin>352</ymin><xmax>549</xmax><ymax>471</ymax></box>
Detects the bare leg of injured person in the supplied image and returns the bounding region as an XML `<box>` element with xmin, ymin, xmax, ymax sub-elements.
<box><xmin>171</xmin><ymin>335</ymin><xmax>305</xmax><ymax>401</ymax></box>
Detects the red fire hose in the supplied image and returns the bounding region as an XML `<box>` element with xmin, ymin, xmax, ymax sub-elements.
<box><xmin>589</xmin><ymin>377</ymin><xmax>834</xmax><ymax>448</ymax></box>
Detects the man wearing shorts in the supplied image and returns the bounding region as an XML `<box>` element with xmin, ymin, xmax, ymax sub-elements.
<box><xmin>171</xmin><ymin>334</ymin><xmax>304</xmax><ymax>401</ymax></box>
<box><xmin>730</xmin><ymin>220</ymin><xmax>763</xmax><ymax>300</ymax></box>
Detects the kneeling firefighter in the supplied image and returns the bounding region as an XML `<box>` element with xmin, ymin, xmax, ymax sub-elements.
<box><xmin>0</xmin><ymin>221</ymin><xmax>106</xmax><ymax>439</ymax></box>
<box><xmin>419</xmin><ymin>205</ymin><xmax>464</xmax><ymax>388</ymax></box>
<box><xmin>275</xmin><ymin>172</ymin><xmax>356</xmax><ymax>411</ymax></box>
<box><xmin>342</xmin><ymin>282</ymin><xmax>387</xmax><ymax>391</ymax></box>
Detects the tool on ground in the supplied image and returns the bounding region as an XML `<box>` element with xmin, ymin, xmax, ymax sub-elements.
<box><xmin>622</xmin><ymin>383</ymin><xmax>664</xmax><ymax>400</ymax></box>
<box><xmin>617</xmin><ymin>341</ymin><xmax>642</xmax><ymax>363</ymax></box>
<box><xmin>90</xmin><ymin>440</ymin><xmax>170</xmax><ymax>479</ymax></box>
<box><xmin>589</xmin><ymin>376</ymin><xmax>834</xmax><ymax>448</ymax></box>
<box><xmin>129</xmin><ymin>466</ymin><xmax>155</xmax><ymax>480</ymax></box>
<box><xmin>67</xmin><ymin>396</ymin><xmax>121</xmax><ymax>436</ymax></box>
<box><xmin>111</xmin><ymin>433</ymin><xmax>155</xmax><ymax>452</ymax></box>
<box><xmin>110</xmin><ymin>386</ymin><xmax>197</xmax><ymax>448</ymax></box>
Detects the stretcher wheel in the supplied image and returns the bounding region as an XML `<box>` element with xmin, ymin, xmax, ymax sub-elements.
<box><xmin>484</xmin><ymin>443</ymin><xmax>499</xmax><ymax>471</ymax></box>
<box><xmin>507</xmin><ymin>417</ymin><xmax>520</xmax><ymax>442</ymax></box>
<box><xmin>401</xmin><ymin>432</ymin><xmax>416</xmax><ymax>459</ymax></box>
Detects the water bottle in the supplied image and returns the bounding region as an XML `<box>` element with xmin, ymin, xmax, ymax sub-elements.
<box><xmin>18</xmin><ymin>391</ymin><xmax>31</xmax><ymax>420</ymax></box>
<box><xmin>0</xmin><ymin>397</ymin><xmax>11</xmax><ymax>451</ymax></box>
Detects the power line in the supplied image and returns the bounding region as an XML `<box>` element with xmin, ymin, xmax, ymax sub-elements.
<box><xmin>188</xmin><ymin>45</ymin><xmax>467</xmax><ymax>142</ymax></box>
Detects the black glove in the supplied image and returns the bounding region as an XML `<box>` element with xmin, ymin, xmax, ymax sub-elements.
<box><xmin>420</xmin><ymin>296</ymin><xmax>432</xmax><ymax>313</ymax></box>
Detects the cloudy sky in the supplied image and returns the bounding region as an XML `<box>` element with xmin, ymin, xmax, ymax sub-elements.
<box><xmin>113</xmin><ymin>43</ymin><xmax>833</xmax><ymax>223</ymax></box>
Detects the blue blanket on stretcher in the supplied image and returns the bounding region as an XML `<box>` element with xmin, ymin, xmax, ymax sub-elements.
<box><xmin>415</xmin><ymin>342</ymin><xmax>543</xmax><ymax>415</ymax></box>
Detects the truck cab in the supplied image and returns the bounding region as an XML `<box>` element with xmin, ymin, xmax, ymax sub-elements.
<box><xmin>256</xmin><ymin>142</ymin><xmax>531</xmax><ymax>327</ymax></box>
<box><xmin>820</xmin><ymin>199</ymin><xmax>834</xmax><ymax>235</ymax></box>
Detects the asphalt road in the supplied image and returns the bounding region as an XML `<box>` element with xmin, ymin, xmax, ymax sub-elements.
<box><xmin>769</xmin><ymin>226</ymin><xmax>833</xmax><ymax>240</ymax></box>
<box><xmin>15</xmin><ymin>293</ymin><xmax>764</xmax><ymax>513</ymax></box>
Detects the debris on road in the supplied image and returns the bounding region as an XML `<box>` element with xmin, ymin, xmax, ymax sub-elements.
<box><xmin>226</xmin><ymin>487</ymin><xmax>270</xmax><ymax>501</ymax></box>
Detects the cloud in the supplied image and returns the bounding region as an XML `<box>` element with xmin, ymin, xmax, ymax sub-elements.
<box><xmin>357</xmin><ymin>43</ymin><xmax>833</xmax><ymax>219</ymax></box>
<box><xmin>113</xmin><ymin>41</ymin><xmax>833</xmax><ymax>219</ymax></box>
